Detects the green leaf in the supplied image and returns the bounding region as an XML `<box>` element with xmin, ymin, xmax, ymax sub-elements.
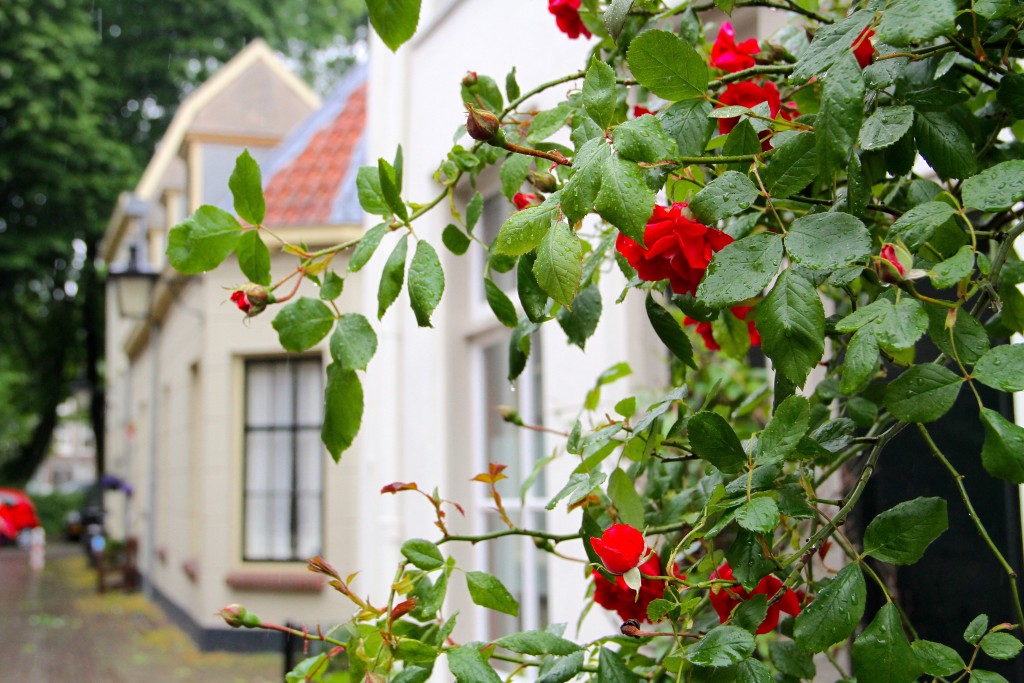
<box><xmin>889</xmin><ymin>201</ymin><xmax>956</xmax><ymax>251</ymax></box>
<box><xmin>997</xmin><ymin>72</ymin><xmax>1024</xmax><ymax>117</ymax></box>
<box><xmin>538</xmin><ymin>651</ymin><xmax>585</xmax><ymax>683</ymax></box>
<box><xmin>794</xmin><ymin>564</ymin><xmax>866</xmax><ymax>652</ymax></box>
<box><xmin>495</xmin><ymin>631</ymin><xmax>580</xmax><ymax>657</ymax></box>
<box><xmin>393</xmin><ymin>640</ymin><xmax>438</xmax><ymax>667</ymax></box>
<box><xmin>533</xmin><ymin>222</ymin><xmax>583</xmax><ymax>308</ymax></box>
<box><xmin>465</xmin><ymin>192</ymin><xmax>484</xmax><ymax>233</ymax></box>
<box><xmin>769</xmin><ymin>640</ymin><xmax>816</xmax><ymax>679</ymax></box>
<box><xmin>626</xmin><ymin>29</ymin><xmax>709</xmax><ymax>101</ymax></box>
<box><xmin>685</xmin><ymin>625</ymin><xmax>756</xmax><ymax>668</ymax></box>
<box><xmin>645</xmin><ymin>294</ymin><xmax>695</xmax><ymax>368</ymax></box>
<box><xmin>726</xmin><ymin>529</ymin><xmax>774</xmax><ymax>590</ymax></box>
<box><xmin>878</xmin><ymin>0</ymin><xmax>956</xmax><ymax>46</ymax></box>
<box><xmin>722</xmin><ymin>120</ymin><xmax>761</xmax><ymax>172</ymax></box>
<box><xmin>378</xmin><ymin>234</ymin><xmax>409</xmax><ymax>319</ymax></box>
<box><xmin>980</xmin><ymin>408</ymin><xmax>1024</xmax><ymax>484</ymax></box>
<box><xmin>229</xmin><ymin>149</ymin><xmax>265</xmax><ymax>225</ymax></box>
<box><xmin>690</xmin><ymin>171</ymin><xmax>760</xmax><ymax>224</ymax></box>
<box><xmin>495</xmin><ymin>193</ymin><xmax>561</xmax><ymax>256</ymax></box>
<box><xmin>711</xmin><ymin>308</ymin><xmax>752</xmax><ymax>360</ymax></box>
<box><xmin>442</xmin><ymin>224</ymin><xmax>471</xmax><ymax>255</ymax></box>
<box><xmin>971</xmin><ymin>670</ymin><xmax>1010</xmax><ymax>683</ymax></box>
<box><xmin>912</xmin><ymin>640</ymin><xmax>966</xmax><ymax>677</ymax></box>
<box><xmin>883</xmin><ymin>365</ymin><xmax>962</xmax><ymax>423</ymax></box>
<box><xmin>734</xmin><ymin>659</ymin><xmax>773</xmax><ymax>683</ymax></box>
<box><xmin>863</xmin><ymin>497</ymin><xmax>948</xmax><ymax>565</ymax></box>
<box><xmin>930</xmin><ymin>245</ymin><xmax>974</xmax><ymax>289</ymax></box>
<box><xmin>367</xmin><ymin>0</ymin><xmax>422</xmax><ymax>52</ymax></box>
<box><xmin>840</xmin><ymin>328</ymin><xmax>879</xmax><ymax>394</ymax></box>
<box><xmin>236</xmin><ymin>229</ymin><xmax>271</xmax><ymax>286</ymax></box>
<box><xmin>755</xmin><ymin>270</ymin><xmax>825</xmax><ymax>386</ymax></box>
<box><xmin>876</xmin><ymin>297</ymin><xmax>928</xmax><ymax>352</ymax></box>
<box><xmin>687</xmin><ymin>411</ymin><xmax>747</xmax><ymax>474</ymax></box>
<box><xmin>505</xmin><ymin>67</ymin><xmax>520</xmax><ymax>102</ymax></box>
<box><xmin>981</xmin><ymin>633</ymin><xmax>1023</xmax><ymax>660</ymax></box>
<box><xmin>166</xmin><ymin>205</ymin><xmax>243</xmax><ymax>274</ymax></box>
<box><xmin>447</xmin><ymin>644</ymin><xmax>503</xmax><ymax>683</ymax></box>
<box><xmin>349</xmin><ymin>223</ymin><xmax>389</xmax><ymax>272</ymax></box>
<box><xmin>508</xmin><ymin>318</ymin><xmax>536</xmax><ymax>382</ymax></box>
<box><xmin>754</xmin><ymin>394</ymin><xmax>810</xmax><ymax>465</ymax></box>
<box><xmin>378</xmin><ymin>158</ymin><xmax>408</xmax><ymax>221</ymax></box>
<box><xmin>697</xmin><ymin>233</ymin><xmax>783</xmax><ymax>308</ymax></box>
<box><xmin>485</xmin><ymin>278</ymin><xmax>518</xmax><ymax>328</ymax></box>
<box><xmin>598</xmin><ymin>647</ymin><xmax>642</xmax><ymax>683</ymax></box>
<box><xmin>965</xmin><ymin>614</ymin><xmax>990</xmax><ymax>644</ymax></box>
<box><xmin>466</xmin><ymin>571</ymin><xmax>518</xmax><ymax>616</ymax></box>
<box><xmin>357</xmin><ymin>167</ymin><xmax>389</xmax><ymax>215</ymax></box>
<box><xmin>612</xmin><ymin>115</ymin><xmax>678</xmax><ymax>163</ymax></box>
<box><xmin>792</xmin><ymin>10</ymin><xmax>872</xmax><ymax>83</ymax></box>
<box><xmin>762</xmin><ymin>131</ymin><xmax>817</xmax><ymax>198</ymax></box>
<box><xmin>500</xmin><ymin>153</ymin><xmax>533</xmax><ymax>198</ymax></box>
<box><xmin>974</xmin><ymin>345</ymin><xmax>1024</xmax><ymax>392</ymax></box>
<box><xmin>561</xmin><ymin>137</ymin><xmax>611</xmax><ymax>226</ymax></box>
<box><xmin>603</xmin><ymin>0</ymin><xmax>634</xmax><ymax>38</ymax></box>
<box><xmin>914</xmin><ymin>111</ymin><xmax>977</xmax><ymax>179</ymax></box>
<box><xmin>731</xmin><ymin>594</ymin><xmax>769</xmax><ymax>634</ymax></box>
<box><xmin>608</xmin><ymin>467</ymin><xmax>645</xmax><ymax>528</ymax></box>
<box><xmin>785</xmin><ymin>212</ymin><xmax>870</xmax><ymax>270</ymax></box>
<box><xmin>583</xmin><ymin>57</ymin><xmax>617</xmax><ymax>130</ymax></box>
<box><xmin>322</xmin><ymin>365</ymin><xmax>363</xmax><ymax>462</ymax></box>
<box><xmin>408</xmin><ymin>240</ymin><xmax>444</xmax><ymax>327</ymax></box>
<box><xmin>852</xmin><ymin>604</ymin><xmax>923</xmax><ymax>683</ymax></box>
<box><xmin>320</xmin><ymin>271</ymin><xmax>344</xmax><ymax>300</ymax></box>
<box><xmin>817</xmin><ymin>52</ymin><xmax>864</xmax><ymax>174</ymax></box>
<box><xmin>962</xmin><ymin>160</ymin><xmax>1024</xmax><ymax>212</ymax></box>
<box><xmin>736</xmin><ymin>497</ymin><xmax>780</xmax><ymax>533</ymax></box>
<box><xmin>595</xmin><ymin>156</ymin><xmax>655</xmax><ymax>243</ymax></box>
<box><xmin>659</xmin><ymin>100</ymin><xmax>716</xmax><ymax>157</ymax></box>
<box><xmin>557</xmin><ymin>284</ymin><xmax>602</xmax><ymax>349</ymax></box>
<box><xmin>546</xmin><ymin>471</ymin><xmax>606</xmax><ymax>510</ymax></box>
<box><xmin>272</xmin><ymin>297</ymin><xmax>335</xmax><ymax>352</ymax></box>
<box><xmin>330</xmin><ymin>314</ymin><xmax>377</xmax><ymax>371</ymax></box>
<box><xmin>401</xmin><ymin>539</ymin><xmax>445</xmax><ymax>570</ymax></box>
<box><xmin>517</xmin><ymin>252</ymin><xmax>550</xmax><ymax>323</ymax></box>
<box><xmin>926</xmin><ymin>306</ymin><xmax>989</xmax><ymax>366</ymax></box>
<box><xmin>859</xmin><ymin>105</ymin><xmax>915</xmax><ymax>151</ymax></box>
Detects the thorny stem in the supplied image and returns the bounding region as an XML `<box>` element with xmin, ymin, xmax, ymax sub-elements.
<box><xmin>259</xmin><ymin>621</ymin><xmax>347</xmax><ymax>648</ymax></box>
<box><xmin>916</xmin><ymin>423</ymin><xmax>1024</xmax><ymax>631</ymax></box>
<box><xmin>502</xmin><ymin>140</ymin><xmax>571</xmax><ymax>166</ymax></box>
<box><xmin>782</xmin><ymin>193</ymin><xmax>903</xmax><ymax>217</ymax></box>
<box><xmin>659</xmin><ymin>0</ymin><xmax>832</xmax><ymax>24</ymax></box>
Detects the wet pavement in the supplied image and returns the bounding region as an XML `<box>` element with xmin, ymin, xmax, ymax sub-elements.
<box><xmin>0</xmin><ymin>542</ymin><xmax>280</xmax><ymax>682</ymax></box>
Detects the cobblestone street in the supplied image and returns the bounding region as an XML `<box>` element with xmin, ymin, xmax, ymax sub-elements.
<box><xmin>0</xmin><ymin>543</ymin><xmax>280</xmax><ymax>682</ymax></box>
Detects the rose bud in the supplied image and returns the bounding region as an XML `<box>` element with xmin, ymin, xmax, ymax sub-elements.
<box><xmin>389</xmin><ymin>598</ymin><xmax>418</xmax><ymax>623</ymax></box>
<box><xmin>218</xmin><ymin>604</ymin><xmax>261</xmax><ymax>629</ymax></box>
<box><xmin>512</xmin><ymin>193</ymin><xmax>542</xmax><ymax>211</ymax></box>
<box><xmin>590</xmin><ymin>523</ymin><xmax>645</xmax><ymax>575</ymax></box>
<box><xmin>465</xmin><ymin>104</ymin><xmax>504</xmax><ymax>144</ymax></box>
<box><xmin>527</xmin><ymin>169</ymin><xmax>558</xmax><ymax>193</ymax></box>
<box><xmin>230</xmin><ymin>284</ymin><xmax>274</xmax><ymax>317</ymax></box>
<box><xmin>876</xmin><ymin>243</ymin><xmax>912</xmax><ymax>284</ymax></box>
<box><xmin>461</xmin><ymin>71</ymin><xmax>478</xmax><ymax>87</ymax></box>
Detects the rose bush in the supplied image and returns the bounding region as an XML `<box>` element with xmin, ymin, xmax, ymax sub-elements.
<box><xmin>167</xmin><ymin>1</ymin><xmax>1024</xmax><ymax>680</ymax></box>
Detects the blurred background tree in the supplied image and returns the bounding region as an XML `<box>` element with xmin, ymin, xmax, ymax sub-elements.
<box><xmin>0</xmin><ymin>0</ymin><xmax>367</xmax><ymax>485</ymax></box>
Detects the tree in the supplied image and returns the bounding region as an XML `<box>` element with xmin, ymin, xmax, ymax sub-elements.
<box><xmin>0</xmin><ymin>0</ymin><xmax>367</xmax><ymax>485</ymax></box>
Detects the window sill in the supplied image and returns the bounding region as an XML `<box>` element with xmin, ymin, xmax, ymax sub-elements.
<box><xmin>224</xmin><ymin>570</ymin><xmax>324</xmax><ymax>593</ymax></box>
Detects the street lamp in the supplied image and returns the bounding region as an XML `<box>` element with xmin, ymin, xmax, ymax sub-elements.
<box><xmin>108</xmin><ymin>244</ymin><xmax>159</xmax><ymax>320</ymax></box>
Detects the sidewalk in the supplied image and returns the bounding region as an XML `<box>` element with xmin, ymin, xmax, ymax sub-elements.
<box><xmin>0</xmin><ymin>543</ymin><xmax>280</xmax><ymax>682</ymax></box>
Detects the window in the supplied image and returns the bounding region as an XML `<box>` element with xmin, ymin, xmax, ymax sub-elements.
<box><xmin>474</xmin><ymin>338</ymin><xmax>548</xmax><ymax>639</ymax></box>
<box><xmin>243</xmin><ymin>358</ymin><xmax>323</xmax><ymax>561</ymax></box>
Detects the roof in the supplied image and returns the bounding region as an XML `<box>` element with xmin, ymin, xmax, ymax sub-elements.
<box><xmin>101</xmin><ymin>39</ymin><xmax>321</xmax><ymax>261</ymax></box>
<box><xmin>261</xmin><ymin>63</ymin><xmax>368</xmax><ymax>227</ymax></box>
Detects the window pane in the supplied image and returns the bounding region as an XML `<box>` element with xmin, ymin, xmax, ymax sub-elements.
<box><xmin>483</xmin><ymin>344</ymin><xmax>521</xmax><ymax>498</ymax></box>
<box><xmin>244</xmin><ymin>358</ymin><xmax>323</xmax><ymax>560</ymax></box>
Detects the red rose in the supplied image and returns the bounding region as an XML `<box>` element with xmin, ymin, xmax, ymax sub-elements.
<box><xmin>633</xmin><ymin>105</ymin><xmax>654</xmax><ymax>118</ymax></box>
<box><xmin>876</xmin><ymin>243</ymin><xmax>912</xmax><ymax>283</ymax></box>
<box><xmin>709</xmin><ymin>563</ymin><xmax>802</xmax><ymax>634</ymax></box>
<box><xmin>592</xmin><ymin>554</ymin><xmax>665</xmax><ymax>623</ymax></box>
<box><xmin>512</xmin><ymin>192</ymin><xmax>542</xmax><ymax>210</ymax></box>
<box><xmin>230</xmin><ymin>290</ymin><xmax>253</xmax><ymax>314</ymax></box>
<box><xmin>716</xmin><ymin>81</ymin><xmax>798</xmax><ymax>150</ymax></box>
<box><xmin>591</xmin><ymin>523</ymin><xmax>645</xmax><ymax>574</ymax></box>
<box><xmin>852</xmin><ymin>27</ymin><xmax>875</xmax><ymax>69</ymax></box>
<box><xmin>685</xmin><ymin>306</ymin><xmax>761</xmax><ymax>351</ymax></box>
<box><xmin>548</xmin><ymin>0</ymin><xmax>591</xmax><ymax>40</ymax></box>
<box><xmin>710</xmin><ymin>22</ymin><xmax>760</xmax><ymax>73</ymax></box>
<box><xmin>616</xmin><ymin>203</ymin><xmax>733</xmax><ymax>296</ymax></box>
